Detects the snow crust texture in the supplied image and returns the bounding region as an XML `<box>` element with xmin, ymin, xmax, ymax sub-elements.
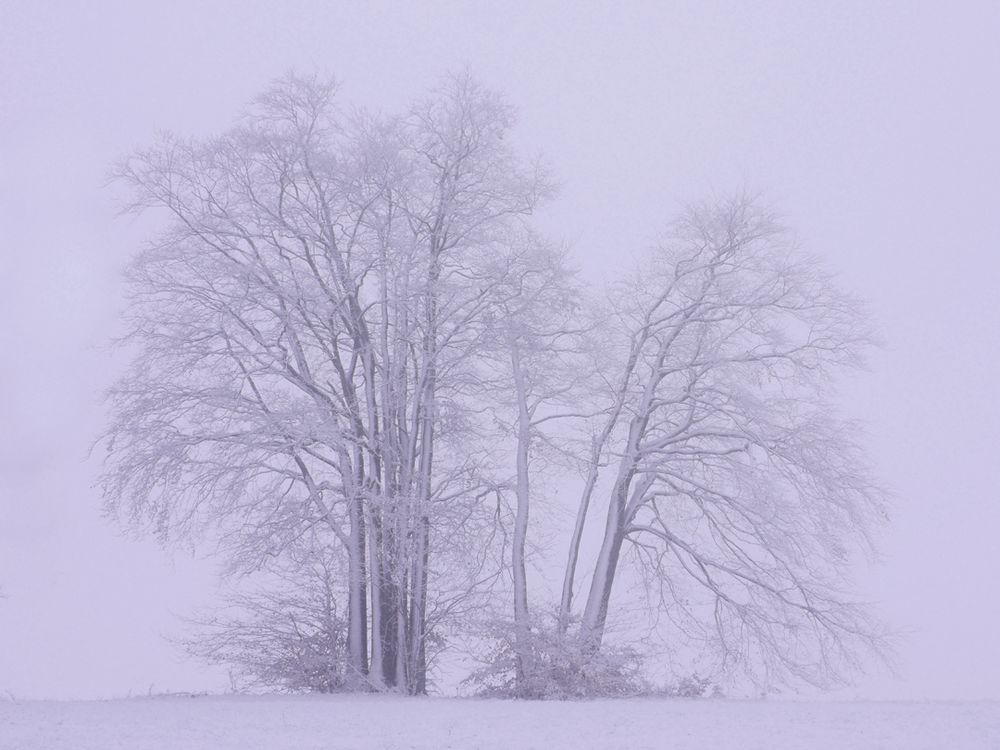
<box><xmin>2</xmin><ymin>695</ymin><xmax>998</xmax><ymax>750</ymax></box>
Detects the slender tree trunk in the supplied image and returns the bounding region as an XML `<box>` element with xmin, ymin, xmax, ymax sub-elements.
<box><xmin>579</xmin><ymin>476</ymin><xmax>631</xmax><ymax>648</ymax></box>
<box><xmin>558</xmin><ymin>451</ymin><xmax>600</xmax><ymax>635</ymax></box>
<box><xmin>395</xmin><ymin>562</ymin><xmax>409</xmax><ymax>691</ymax></box>
<box><xmin>409</xmin><ymin>514</ymin><xmax>430</xmax><ymax>694</ymax></box>
<box><xmin>346</xmin><ymin>494</ymin><xmax>368</xmax><ymax>684</ymax></box>
<box><xmin>368</xmin><ymin>496</ymin><xmax>403</xmax><ymax>691</ymax></box>
<box><xmin>578</xmin><ymin>330</ymin><xmax>673</xmax><ymax>647</ymax></box>
<box><xmin>558</xmin><ymin>333</ymin><xmax>648</xmax><ymax>634</ymax></box>
<box><xmin>380</xmin><ymin>589</ymin><xmax>400</xmax><ymax>687</ymax></box>
<box><xmin>367</xmin><ymin>511</ymin><xmax>385</xmax><ymax>689</ymax></box>
<box><xmin>509</xmin><ymin>339</ymin><xmax>532</xmax><ymax>690</ymax></box>
<box><xmin>406</xmin><ymin>386</ymin><xmax>433</xmax><ymax>693</ymax></box>
<box><xmin>578</xmin><ymin>455</ymin><xmax>656</xmax><ymax>649</ymax></box>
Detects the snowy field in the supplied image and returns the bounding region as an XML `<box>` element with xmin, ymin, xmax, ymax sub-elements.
<box><xmin>2</xmin><ymin>695</ymin><xmax>998</xmax><ymax>750</ymax></box>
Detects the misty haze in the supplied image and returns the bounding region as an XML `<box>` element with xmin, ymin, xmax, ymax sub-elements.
<box><xmin>1</xmin><ymin>2</ymin><xmax>998</xmax><ymax>749</ymax></box>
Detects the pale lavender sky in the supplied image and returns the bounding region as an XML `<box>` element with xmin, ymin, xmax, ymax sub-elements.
<box><xmin>1</xmin><ymin>0</ymin><xmax>998</xmax><ymax>700</ymax></box>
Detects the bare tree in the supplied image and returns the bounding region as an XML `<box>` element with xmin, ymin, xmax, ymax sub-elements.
<box><xmin>102</xmin><ymin>72</ymin><xmax>550</xmax><ymax>694</ymax></box>
<box><xmin>476</xmin><ymin>238</ymin><xmax>596</xmax><ymax>693</ymax></box>
<box><xmin>558</xmin><ymin>195</ymin><xmax>889</xmax><ymax>687</ymax></box>
<box><xmin>102</xmin><ymin>72</ymin><xmax>888</xmax><ymax>696</ymax></box>
<box><xmin>104</xmin><ymin>75</ymin><xmax>380</xmax><ymax>686</ymax></box>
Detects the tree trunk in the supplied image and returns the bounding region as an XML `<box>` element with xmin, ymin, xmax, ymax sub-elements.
<box><xmin>558</xmin><ymin>452</ymin><xmax>600</xmax><ymax>635</ymax></box>
<box><xmin>558</xmin><ymin>333</ymin><xmax>647</xmax><ymax>634</ymax></box>
<box><xmin>367</xmin><ymin>512</ymin><xmax>385</xmax><ymax>689</ymax></box>
<box><xmin>377</xmin><ymin>518</ymin><xmax>401</xmax><ymax>689</ymax></box>
<box><xmin>409</xmin><ymin>514</ymin><xmax>430</xmax><ymax>694</ymax></box>
<box><xmin>509</xmin><ymin>340</ymin><xmax>532</xmax><ymax>690</ymax></box>
<box><xmin>346</xmin><ymin>494</ymin><xmax>369</xmax><ymax>685</ymax></box>
<box><xmin>579</xmin><ymin>475</ymin><xmax>630</xmax><ymax>648</ymax></box>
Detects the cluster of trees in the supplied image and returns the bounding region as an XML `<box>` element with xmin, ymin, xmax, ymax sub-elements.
<box><xmin>102</xmin><ymin>73</ymin><xmax>889</xmax><ymax>697</ymax></box>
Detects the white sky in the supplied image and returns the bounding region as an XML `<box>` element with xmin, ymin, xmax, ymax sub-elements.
<box><xmin>1</xmin><ymin>0</ymin><xmax>998</xmax><ymax>700</ymax></box>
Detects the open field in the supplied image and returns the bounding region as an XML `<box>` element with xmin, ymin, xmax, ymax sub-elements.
<box><xmin>2</xmin><ymin>695</ymin><xmax>997</xmax><ymax>749</ymax></box>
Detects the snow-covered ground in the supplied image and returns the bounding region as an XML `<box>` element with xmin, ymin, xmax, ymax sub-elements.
<box><xmin>2</xmin><ymin>695</ymin><xmax>997</xmax><ymax>749</ymax></box>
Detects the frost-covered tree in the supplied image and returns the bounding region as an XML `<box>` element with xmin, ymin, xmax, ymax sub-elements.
<box><xmin>102</xmin><ymin>72</ymin><xmax>888</xmax><ymax>696</ymax></box>
<box><xmin>476</xmin><ymin>239</ymin><xmax>597</xmax><ymax>694</ymax></box>
<box><xmin>558</xmin><ymin>196</ymin><xmax>890</xmax><ymax>688</ymax></box>
<box><xmin>102</xmin><ymin>72</ymin><xmax>549</xmax><ymax>694</ymax></box>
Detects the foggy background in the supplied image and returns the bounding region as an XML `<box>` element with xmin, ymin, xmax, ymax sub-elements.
<box><xmin>1</xmin><ymin>0</ymin><xmax>997</xmax><ymax>700</ymax></box>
